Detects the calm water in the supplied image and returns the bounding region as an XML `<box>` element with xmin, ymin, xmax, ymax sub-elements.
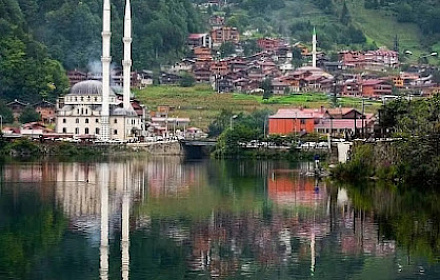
<box><xmin>0</xmin><ymin>158</ymin><xmax>439</xmax><ymax>280</ymax></box>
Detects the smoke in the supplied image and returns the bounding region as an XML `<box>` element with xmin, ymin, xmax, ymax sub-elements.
<box><xmin>86</xmin><ymin>60</ymin><xmax>118</xmax><ymax>86</ymax></box>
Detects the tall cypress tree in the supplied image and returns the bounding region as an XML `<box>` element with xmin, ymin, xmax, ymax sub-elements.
<box><xmin>340</xmin><ymin>1</ymin><xmax>351</xmax><ymax>25</ymax></box>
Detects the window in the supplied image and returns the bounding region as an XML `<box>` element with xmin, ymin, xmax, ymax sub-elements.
<box><xmin>96</xmin><ymin>128</ymin><xmax>100</xmax><ymax>134</ymax></box>
<box><xmin>81</xmin><ymin>108</ymin><xmax>84</xmax><ymax>114</ymax></box>
<box><xmin>85</xmin><ymin>128</ymin><xmax>89</xmax><ymax>134</ymax></box>
<box><xmin>63</xmin><ymin>118</ymin><xmax>66</xmax><ymax>123</ymax></box>
<box><xmin>75</xmin><ymin>128</ymin><xmax>79</xmax><ymax>134</ymax></box>
<box><xmin>85</xmin><ymin>118</ymin><xmax>89</xmax><ymax>124</ymax></box>
<box><xmin>300</xmin><ymin>119</ymin><xmax>306</xmax><ymax>125</ymax></box>
<box><xmin>62</xmin><ymin>128</ymin><xmax>66</xmax><ymax>133</ymax></box>
<box><xmin>94</xmin><ymin>97</ymin><xmax>98</xmax><ymax>102</ymax></box>
<box><xmin>77</xmin><ymin>109</ymin><xmax>80</xmax><ymax>114</ymax></box>
<box><xmin>114</xmin><ymin>119</ymin><xmax>117</xmax><ymax>124</ymax></box>
<box><xmin>80</xmin><ymin>97</ymin><xmax>84</xmax><ymax>101</ymax></box>
<box><xmin>85</xmin><ymin>109</ymin><xmax>88</xmax><ymax>114</ymax></box>
<box><xmin>76</xmin><ymin>118</ymin><xmax>79</xmax><ymax>124</ymax></box>
<box><xmin>113</xmin><ymin>129</ymin><xmax>118</xmax><ymax>135</ymax></box>
<box><xmin>96</xmin><ymin>118</ymin><xmax>99</xmax><ymax>123</ymax></box>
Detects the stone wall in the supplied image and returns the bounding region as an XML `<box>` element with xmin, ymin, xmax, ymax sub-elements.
<box><xmin>127</xmin><ymin>142</ymin><xmax>182</xmax><ymax>156</ymax></box>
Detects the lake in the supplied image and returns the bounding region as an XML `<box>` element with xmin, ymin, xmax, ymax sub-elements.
<box><xmin>0</xmin><ymin>157</ymin><xmax>439</xmax><ymax>279</ymax></box>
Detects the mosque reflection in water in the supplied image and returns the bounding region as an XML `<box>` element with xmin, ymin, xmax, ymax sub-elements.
<box><xmin>0</xmin><ymin>158</ymin><xmax>435</xmax><ymax>279</ymax></box>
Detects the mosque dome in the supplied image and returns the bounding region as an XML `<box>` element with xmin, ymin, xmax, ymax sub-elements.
<box><xmin>68</xmin><ymin>80</ymin><xmax>116</xmax><ymax>96</ymax></box>
<box><xmin>112</xmin><ymin>106</ymin><xmax>138</xmax><ymax>116</ymax></box>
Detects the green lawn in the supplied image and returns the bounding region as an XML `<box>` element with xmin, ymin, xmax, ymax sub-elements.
<box><xmin>135</xmin><ymin>85</ymin><xmax>380</xmax><ymax>129</ymax></box>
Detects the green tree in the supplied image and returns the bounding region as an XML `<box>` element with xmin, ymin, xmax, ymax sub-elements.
<box><xmin>261</xmin><ymin>78</ymin><xmax>273</xmax><ymax>99</ymax></box>
<box><xmin>0</xmin><ymin>101</ymin><xmax>14</xmax><ymax>124</ymax></box>
<box><xmin>19</xmin><ymin>106</ymin><xmax>40</xmax><ymax>123</ymax></box>
<box><xmin>179</xmin><ymin>72</ymin><xmax>195</xmax><ymax>87</ymax></box>
<box><xmin>219</xmin><ymin>41</ymin><xmax>236</xmax><ymax>58</ymax></box>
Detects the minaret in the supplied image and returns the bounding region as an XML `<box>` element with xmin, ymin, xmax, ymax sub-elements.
<box><xmin>101</xmin><ymin>0</ymin><xmax>111</xmax><ymax>140</ymax></box>
<box><xmin>312</xmin><ymin>27</ymin><xmax>317</xmax><ymax>68</ymax></box>
<box><xmin>123</xmin><ymin>0</ymin><xmax>132</xmax><ymax>111</ymax></box>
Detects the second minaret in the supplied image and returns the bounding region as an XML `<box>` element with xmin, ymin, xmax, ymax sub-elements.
<box><xmin>123</xmin><ymin>0</ymin><xmax>132</xmax><ymax>111</ymax></box>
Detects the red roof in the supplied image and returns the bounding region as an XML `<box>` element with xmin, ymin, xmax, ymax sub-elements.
<box><xmin>362</xmin><ymin>79</ymin><xmax>385</xmax><ymax>86</ymax></box>
<box><xmin>269</xmin><ymin>108</ymin><xmax>325</xmax><ymax>119</ymax></box>
<box><xmin>188</xmin><ymin>33</ymin><xmax>208</xmax><ymax>40</ymax></box>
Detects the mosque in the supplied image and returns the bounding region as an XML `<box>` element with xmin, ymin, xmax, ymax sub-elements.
<box><xmin>56</xmin><ymin>0</ymin><xmax>145</xmax><ymax>141</ymax></box>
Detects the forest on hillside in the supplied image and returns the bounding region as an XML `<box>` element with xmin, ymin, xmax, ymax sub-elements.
<box><xmin>215</xmin><ymin>0</ymin><xmax>440</xmax><ymax>53</ymax></box>
<box><xmin>0</xmin><ymin>0</ymin><xmax>202</xmax><ymax>103</ymax></box>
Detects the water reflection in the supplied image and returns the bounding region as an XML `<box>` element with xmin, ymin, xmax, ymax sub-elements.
<box><xmin>0</xmin><ymin>159</ymin><xmax>439</xmax><ymax>279</ymax></box>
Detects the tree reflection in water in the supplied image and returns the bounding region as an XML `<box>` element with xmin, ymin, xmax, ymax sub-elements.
<box><xmin>0</xmin><ymin>159</ymin><xmax>439</xmax><ymax>279</ymax></box>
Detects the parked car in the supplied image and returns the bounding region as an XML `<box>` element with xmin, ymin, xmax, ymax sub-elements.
<box><xmin>300</xmin><ymin>142</ymin><xmax>316</xmax><ymax>149</ymax></box>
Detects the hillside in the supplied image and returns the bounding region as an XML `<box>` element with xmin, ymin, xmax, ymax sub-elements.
<box><xmin>222</xmin><ymin>0</ymin><xmax>438</xmax><ymax>60</ymax></box>
<box><xmin>0</xmin><ymin>0</ymin><xmax>203</xmax><ymax>103</ymax></box>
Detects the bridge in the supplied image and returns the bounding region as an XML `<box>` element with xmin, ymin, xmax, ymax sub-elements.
<box><xmin>179</xmin><ymin>138</ymin><xmax>217</xmax><ymax>158</ymax></box>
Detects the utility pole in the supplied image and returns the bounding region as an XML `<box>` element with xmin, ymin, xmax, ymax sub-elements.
<box><xmin>361</xmin><ymin>98</ymin><xmax>365</xmax><ymax>138</ymax></box>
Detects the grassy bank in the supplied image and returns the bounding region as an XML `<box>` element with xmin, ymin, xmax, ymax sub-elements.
<box><xmin>135</xmin><ymin>85</ymin><xmax>380</xmax><ymax>129</ymax></box>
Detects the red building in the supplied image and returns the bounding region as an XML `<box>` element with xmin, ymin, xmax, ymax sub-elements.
<box><xmin>361</xmin><ymin>79</ymin><xmax>392</xmax><ymax>98</ymax></box>
<box><xmin>268</xmin><ymin>108</ymin><xmax>325</xmax><ymax>135</ymax></box>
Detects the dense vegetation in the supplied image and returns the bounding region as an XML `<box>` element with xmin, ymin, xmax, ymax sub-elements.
<box><xmin>332</xmin><ymin>95</ymin><xmax>440</xmax><ymax>187</ymax></box>
<box><xmin>0</xmin><ymin>0</ymin><xmax>202</xmax><ymax>103</ymax></box>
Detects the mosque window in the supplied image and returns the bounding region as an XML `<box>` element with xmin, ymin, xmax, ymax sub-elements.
<box><xmin>85</xmin><ymin>128</ymin><xmax>89</xmax><ymax>134</ymax></box>
<box><xmin>85</xmin><ymin>118</ymin><xmax>89</xmax><ymax>124</ymax></box>
<box><xmin>76</xmin><ymin>118</ymin><xmax>79</xmax><ymax>124</ymax></box>
<box><xmin>63</xmin><ymin>118</ymin><xmax>66</xmax><ymax>123</ymax></box>
<box><xmin>113</xmin><ymin>129</ymin><xmax>118</xmax><ymax>135</ymax></box>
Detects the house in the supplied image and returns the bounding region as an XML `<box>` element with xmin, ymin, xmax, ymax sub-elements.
<box><xmin>268</xmin><ymin>108</ymin><xmax>326</xmax><ymax>135</ymax></box>
<box><xmin>33</xmin><ymin>100</ymin><xmax>56</xmax><ymax>124</ymax></box>
<box><xmin>139</xmin><ymin>70</ymin><xmax>154</xmax><ymax>88</ymax></box>
<box><xmin>314</xmin><ymin>118</ymin><xmax>375</xmax><ymax>137</ymax></box>
<box><xmin>216</xmin><ymin>78</ymin><xmax>234</xmax><ymax>93</ymax></box>
<box><xmin>361</xmin><ymin>79</ymin><xmax>393</xmax><ymax>98</ymax></box>
<box><xmin>7</xmin><ymin>99</ymin><xmax>29</xmax><ymax>121</ymax></box>
<box><xmin>268</xmin><ymin>107</ymin><xmax>372</xmax><ymax>136</ymax></box>
<box><xmin>159</xmin><ymin>72</ymin><xmax>182</xmax><ymax>85</ymax></box>
<box><xmin>257</xmin><ymin>38</ymin><xmax>282</xmax><ymax>51</ymax></box>
<box><xmin>210</xmin><ymin>60</ymin><xmax>229</xmax><ymax>76</ymax></box>
<box><xmin>193</xmin><ymin>47</ymin><xmax>213</xmax><ymax>60</ymax></box>
<box><xmin>21</xmin><ymin>122</ymin><xmax>51</xmax><ymax>137</ymax></box>
<box><xmin>188</xmin><ymin>33</ymin><xmax>212</xmax><ymax>49</ymax></box>
<box><xmin>272</xmin><ymin>79</ymin><xmax>291</xmax><ymax>94</ymax></box>
<box><xmin>67</xmin><ymin>69</ymin><xmax>88</xmax><ymax>86</ymax></box>
<box><xmin>210</xmin><ymin>26</ymin><xmax>240</xmax><ymax>46</ymax></box>
<box><xmin>341</xmin><ymin>79</ymin><xmax>361</xmax><ymax>96</ymax></box>
<box><xmin>193</xmin><ymin>67</ymin><xmax>212</xmax><ymax>83</ymax></box>
<box><xmin>208</xmin><ymin>15</ymin><xmax>224</xmax><ymax>27</ymax></box>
